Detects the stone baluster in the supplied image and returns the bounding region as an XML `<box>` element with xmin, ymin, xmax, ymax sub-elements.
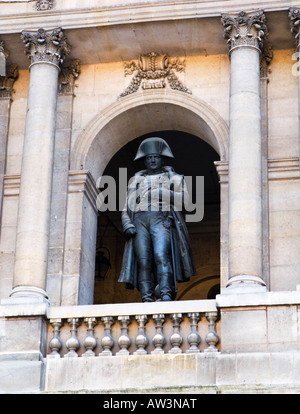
<box><xmin>65</xmin><ymin>318</ymin><xmax>80</xmax><ymax>357</ymax></box>
<box><xmin>134</xmin><ymin>315</ymin><xmax>148</xmax><ymax>355</ymax></box>
<box><xmin>116</xmin><ymin>316</ymin><xmax>131</xmax><ymax>356</ymax></box>
<box><xmin>100</xmin><ymin>316</ymin><xmax>114</xmax><ymax>356</ymax></box>
<box><xmin>169</xmin><ymin>314</ymin><xmax>183</xmax><ymax>354</ymax></box>
<box><xmin>83</xmin><ymin>317</ymin><xmax>97</xmax><ymax>357</ymax></box>
<box><xmin>48</xmin><ymin>319</ymin><xmax>63</xmax><ymax>358</ymax></box>
<box><xmin>186</xmin><ymin>313</ymin><xmax>201</xmax><ymax>353</ymax></box>
<box><xmin>204</xmin><ymin>312</ymin><xmax>219</xmax><ymax>352</ymax></box>
<box><xmin>221</xmin><ymin>11</ymin><xmax>268</xmax><ymax>292</ymax></box>
<box><xmin>151</xmin><ymin>314</ymin><xmax>166</xmax><ymax>354</ymax></box>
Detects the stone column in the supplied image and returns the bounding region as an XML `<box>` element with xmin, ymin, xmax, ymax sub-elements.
<box><xmin>10</xmin><ymin>28</ymin><xmax>70</xmax><ymax>301</ymax></box>
<box><xmin>221</xmin><ymin>11</ymin><xmax>268</xmax><ymax>292</ymax></box>
<box><xmin>289</xmin><ymin>8</ymin><xmax>300</xmax><ymax>168</ymax></box>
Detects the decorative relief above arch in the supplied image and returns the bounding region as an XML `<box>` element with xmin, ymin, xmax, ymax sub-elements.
<box><xmin>119</xmin><ymin>52</ymin><xmax>191</xmax><ymax>97</ymax></box>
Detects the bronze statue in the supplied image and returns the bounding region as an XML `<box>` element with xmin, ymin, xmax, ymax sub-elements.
<box><xmin>118</xmin><ymin>137</ymin><xmax>196</xmax><ymax>302</ymax></box>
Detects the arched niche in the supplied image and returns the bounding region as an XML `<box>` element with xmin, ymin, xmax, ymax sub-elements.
<box><xmin>63</xmin><ymin>90</ymin><xmax>228</xmax><ymax>305</ymax></box>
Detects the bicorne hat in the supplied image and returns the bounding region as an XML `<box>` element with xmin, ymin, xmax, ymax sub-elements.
<box><xmin>134</xmin><ymin>137</ymin><xmax>175</xmax><ymax>161</ymax></box>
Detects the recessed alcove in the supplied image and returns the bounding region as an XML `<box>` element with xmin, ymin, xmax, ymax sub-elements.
<box><xmin>93</xmin><ymin>130</ymin><xmax>220</xmax><ymax>304</ymax></box>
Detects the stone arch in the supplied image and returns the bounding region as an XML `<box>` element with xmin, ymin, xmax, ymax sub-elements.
<box><xmin>71</xmin><ymin>89</ymin><xmax>228</xmax><ymax>181</ymax></box>
<box><xmin>65</xmin><ymin>90</ymin><xmax>228</xmax><ymax>305</ymax></box>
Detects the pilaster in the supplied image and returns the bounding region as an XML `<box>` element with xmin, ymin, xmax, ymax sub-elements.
<box><xmin>0</xmin><ymin>44</ymin><xmax>19</xmax><ymax>228</ymax></box>
<box><xmin>61</xmin><ymin>170</ymin><xmax>98</xmax><ymax>306</ymax></box>
<box><xmin>289</xmin><ymin>8</ymin><xmax>300</xmax><ymax>170</ymax></box>
<box><xmin>47</xmin><ymin>60</ymin><xmax>81</xmax><ymax>305</ymax></box>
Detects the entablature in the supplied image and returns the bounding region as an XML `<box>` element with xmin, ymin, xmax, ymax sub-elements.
<box><xmin>0</xmin><ymin>2</ymin><xmax>296</xmax><ymax>69</ymax></box>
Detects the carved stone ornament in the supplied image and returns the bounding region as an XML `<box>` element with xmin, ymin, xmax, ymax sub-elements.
<box><xmin>34</xmin><ymin>0</ymin><xmax>54</xmax><ymax>11</ymax></box>
<box><xmin>0</xmin><ymin>41</ymin><xmax>9</xmax><ymax>61</ymax></box>
<box><xmin>0</xmin><ymin>64</ymin><xmax>19</xmax><ymax>98</ymax></box>
<box><xmin>289</xmin><ymin>8</ymin><xmax>300</xmax><ymax>48</ymax></box>
<box><xmin>119</xmin><ymin>52</ymin><xmax>191</xmax><ymax>97</ymax></box>
<box><xmin>0</xmin><ymin>40</ymin><xmax>9</xmax><ymax>77</ymax></box>
<box><xmin>21</xmin><ymin>27</ymin><xmax>70</xmax><ymax>68</ymax></box>
<box><xmin>59</xmin><ymin>59</ymin><xmax>81</xmax><ymax>94</ymax></box>
<box><xmin>221</xmin><ymin>10</ymin><xmax>268</xmax><ymax>53</ymax></box>
<box><xmin>260</xmin><ymin>43</ymin><xmax>273</xmax><ymax>78</ymax></box>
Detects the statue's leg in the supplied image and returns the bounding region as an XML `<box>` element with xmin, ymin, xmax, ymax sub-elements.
<box><xmin>133</xmin><ymin>213</ymin><xmax>155</xmax><ymax>302</ymax></box>
<box><xmin>151</xmin><ymin>214</ymin><xmax>174</xmax><ymax>301</ymax></box>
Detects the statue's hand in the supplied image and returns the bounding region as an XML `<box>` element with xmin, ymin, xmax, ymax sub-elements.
<box><xmin>124</xmin><ymin>227</ymin><xmax>137</xmax><ymax>240</ymax></box>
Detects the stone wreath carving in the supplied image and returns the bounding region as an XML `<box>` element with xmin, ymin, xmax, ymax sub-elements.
<box><xmin>119</xmin><ymin>52</ymin><xmax>191</xmax><ymax>97</ymax></box>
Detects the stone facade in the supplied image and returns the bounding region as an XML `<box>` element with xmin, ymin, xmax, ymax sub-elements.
<box><xmin>0</xmin><ymin>0</ymin><xmax>300</xmax><ymax>393</ymax></box>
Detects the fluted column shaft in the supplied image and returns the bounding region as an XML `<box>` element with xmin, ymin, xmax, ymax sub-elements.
<box><xmin>221</xmin><ymin>11</ymin><xmax>268</xmax><ymax>291</ymax></box>
<box><xmin>11</xmin><ymin>28</ymin><xmax>70</xmax><ymax>300</ymax></box>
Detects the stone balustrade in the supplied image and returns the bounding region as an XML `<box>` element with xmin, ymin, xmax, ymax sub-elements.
<box><xmin>46</xmin><ymin>300</ymin><xmax>220</xmax><ymax>357</ymax></box>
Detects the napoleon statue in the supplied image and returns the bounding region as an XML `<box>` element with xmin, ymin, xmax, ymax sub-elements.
<box><xmin>118</xmin><ymin>137</ymin><xmax>196</xmax><ymax>302</ymax></box>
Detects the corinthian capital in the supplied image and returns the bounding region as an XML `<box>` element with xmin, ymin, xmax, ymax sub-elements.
<box><xmin>21</xmin><ymin>27</ymin><xmax>71</xmax><ymax>68</ymax></box>
<box><xmin>221</xmin><ymin>10</ymin><xmax>268</xmax><ymax>53</ymax></box>
<box><xmin>289</xmin><ymin>8</ymin><xmax>300</xmax><ymax>49</ymax></box>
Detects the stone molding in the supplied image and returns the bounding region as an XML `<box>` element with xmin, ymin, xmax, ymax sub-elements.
<box><xmin>214</xmin><ymin>161</ymin><xmax>229</xmax><ymax>184</ymax></box>
<box><xmin>48</xmin><ymin>298</ymin><xmax>218</xmax><ymax>319</ymax></box>
<box><xmin>0</xmin><ymin>1</ymin><xmax>293</xmax><ymax>34</ymax></box>
<box><xmin>21</xmin><ymin>27</ymin><xmax>70</xmax><ymax>68</ymax></box>
<box><xmin>268</xmin><ymin>157</ymin><xmax>300</xmax><ymax>181</ymax></box>
<box><xmin>120</xmin><ymin>52</ymin><xmax>191</xmax><ymax>97</ymax></box>
<box><xmin>68</xmin><ymin>170</ymin><xmax>99</xmax><ymax>214</ymax></box>
<box><xmin>3</xmin><ymin>174</ymin><xmax>20</xmax><ymax>196</ymax></box>
<box><xmin>221</xmin><ymin>10</ymin><xmax>268</xmax><ymax>53</ymax></box>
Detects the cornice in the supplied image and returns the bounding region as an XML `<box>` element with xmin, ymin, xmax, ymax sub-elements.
<box><xmin>0</xmin><ymin>0</ymin><xmax>296</xmax><ymax>34</ymax></box>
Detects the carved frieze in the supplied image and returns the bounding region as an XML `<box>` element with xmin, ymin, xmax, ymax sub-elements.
<box><xmin>58</xmin><ymin>59</ymin><xmax>81</xmax><ymax>94</ymax></box>
<box><xmin>21</xmin><ymin>27</ymin><xmax>70</xmax><ymax>68</ymax></box>
<box><xmin>221</xmin><ymin>10</ymin><xmax>268</xmax><ymax>53</ymax></box>
<box><xmin>120</xmin><ymin>52</ymin><xmax>191</xmax><ymax>97</ymax></box>
<box><xmin>0</xmin><ymin>64</ymin><xmax>19</xmax><ymax>98</ymax></box>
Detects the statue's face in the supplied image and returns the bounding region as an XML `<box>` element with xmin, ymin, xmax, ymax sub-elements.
<box><xmin>144</xmin><ymin>154</ymin><xmax>163</xmax><ymax>172</ymax></box>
